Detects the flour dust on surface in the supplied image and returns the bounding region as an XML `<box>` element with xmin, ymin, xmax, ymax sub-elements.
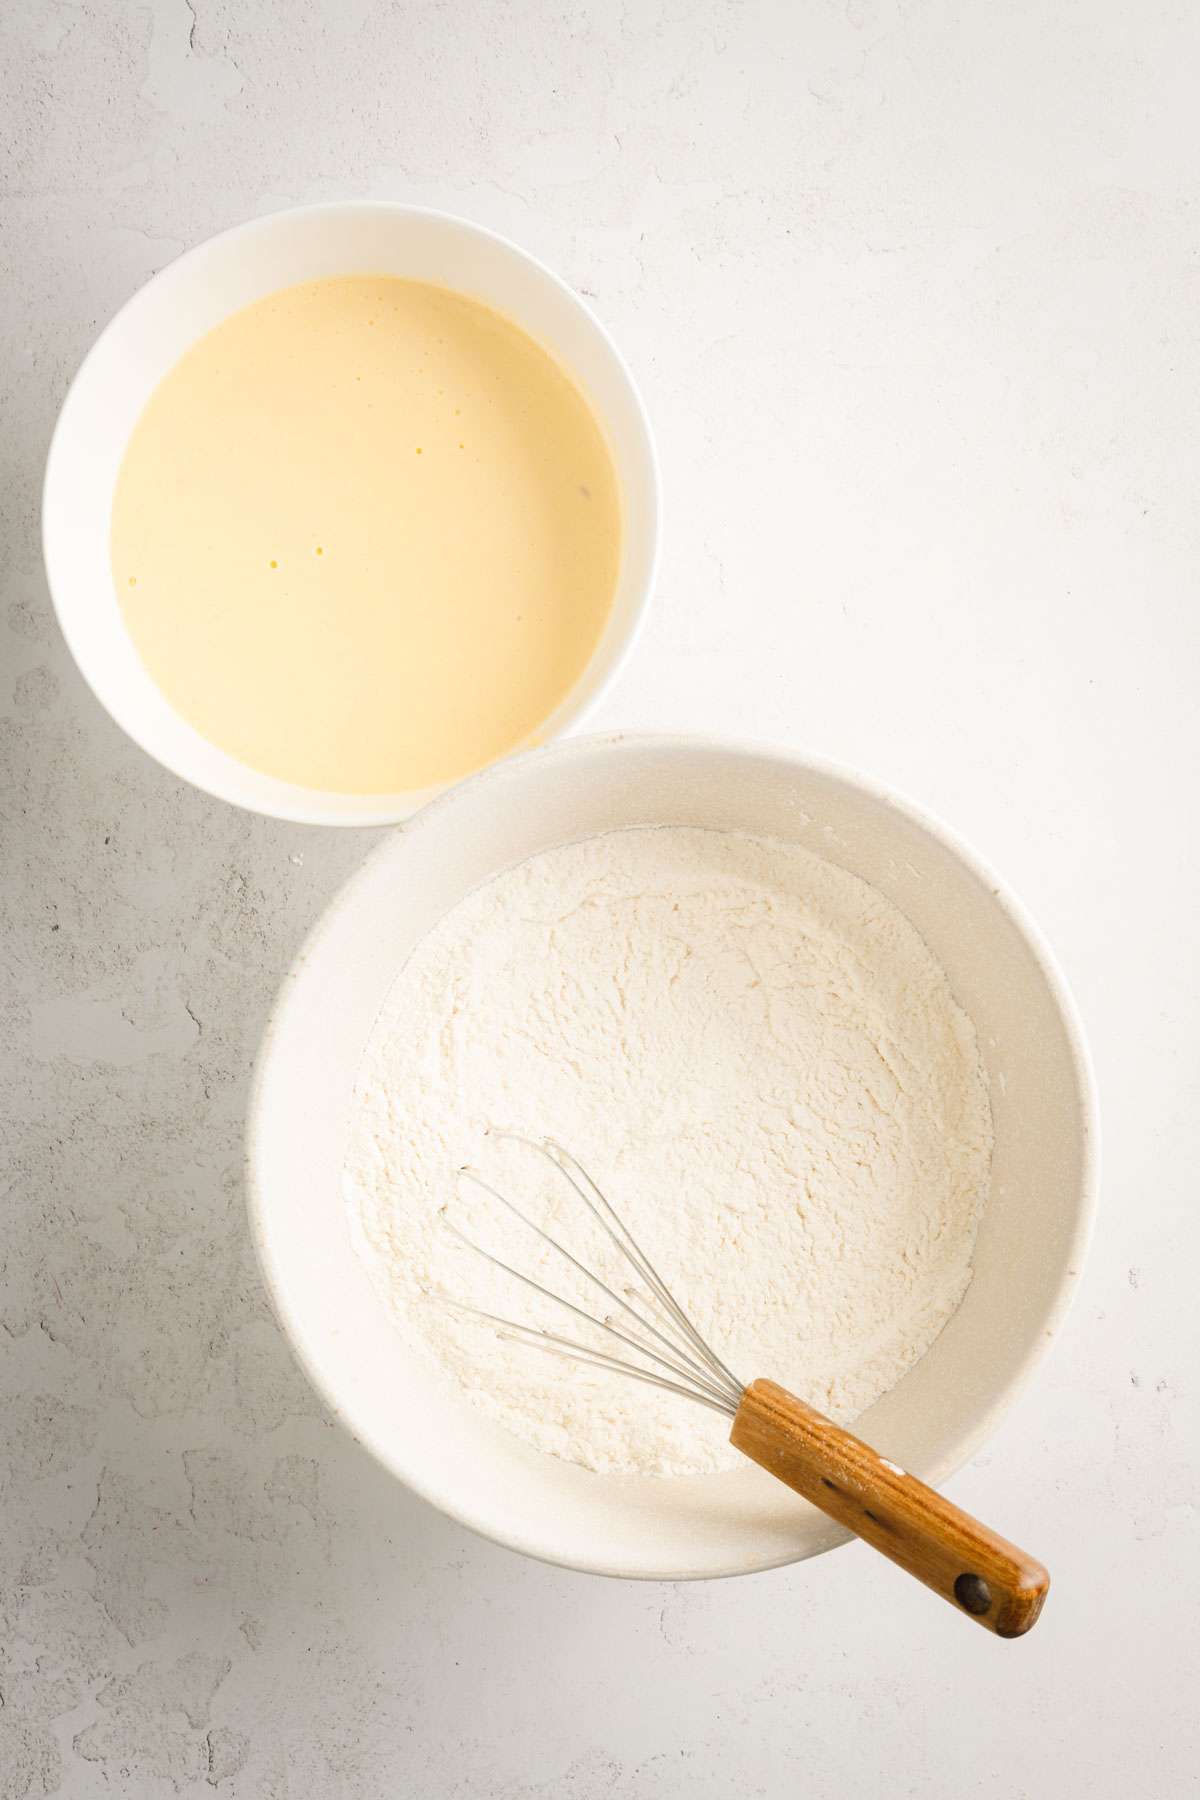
<box><xmin>344</xmin><ymin>827</ymin><xmax>993</xmax><ymax>1477</ymax></box>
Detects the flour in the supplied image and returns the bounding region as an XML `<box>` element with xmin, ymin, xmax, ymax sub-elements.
<box><xmin>344</xmin><ymin>827</ymin><xmax>993</xmax><ymax>1477</ymax></box>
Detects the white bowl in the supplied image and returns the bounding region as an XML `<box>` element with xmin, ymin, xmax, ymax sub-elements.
<box><xmin>42</xmin><ymin>204</ymin><xmax>659</xmax><ymax>826</ymax></box>
<box><xmin>246</xmin><ymin>735</ymin><xmax>1098</xmax><ymax>1580</ymax></box>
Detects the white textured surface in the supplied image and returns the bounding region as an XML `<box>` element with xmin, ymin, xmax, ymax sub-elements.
<box><xmin>347</xmin><ymin>826</ymin><xmax>991</xmax><ymax>1474</ymax></box>
<box><xmin>1</xmin><ymin>2</ymin><xmax>1196</xmax><ymax>1794</ymax></box>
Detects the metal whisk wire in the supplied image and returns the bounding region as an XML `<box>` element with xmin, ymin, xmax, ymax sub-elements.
<box><xmin>438</xmin><ymin>1134</ymin><xmax>745</xmax><ymax>1418</ymax></box>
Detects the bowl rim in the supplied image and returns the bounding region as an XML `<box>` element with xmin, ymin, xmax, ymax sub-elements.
<box><xmin>41</xmin><ymin>200</ymin><xmax>661</xmax><ymax>828</ymax></box>
<box><xmin>244</xmin><ymin>730</ymin><xmax>1101</xmax><ymax>1581</ymax></box>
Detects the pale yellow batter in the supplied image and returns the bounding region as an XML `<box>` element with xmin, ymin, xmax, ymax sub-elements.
<box><xmin>111</xmin><ymin>276</ymin><xmax>621</xmax><ymax>792</ymax></box>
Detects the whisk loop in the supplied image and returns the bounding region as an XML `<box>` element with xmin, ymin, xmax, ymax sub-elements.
<box><xmin>438</xmin><ymin>1135</ymin><xmax>744</xmax><ymax>1417</ymax></box>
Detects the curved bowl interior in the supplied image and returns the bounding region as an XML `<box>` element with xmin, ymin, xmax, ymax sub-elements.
<box><xmin>42</xmin><ymin>204</ymin><xmax>658</xmax><ymax>825</ymax></box>
<box><xmin>247</xmin><ymin>736</ymin><xmax>1097</xmax><ymax>1580</ymax></box>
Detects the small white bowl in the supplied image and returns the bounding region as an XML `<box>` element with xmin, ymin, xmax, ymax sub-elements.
<box><xmin>42</xmin><ymin>204</ymin><xmax>659</xmax><ymax>826</ymax></box>
<box><xmin>246</xmin><ymin>734</ymin><xmax>1099</xmax><ymax>1581</ymax></box>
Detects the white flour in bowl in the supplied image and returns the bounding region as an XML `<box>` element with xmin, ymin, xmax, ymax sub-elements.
<box><xmin>344</xmin><ymin>827</ymin><xmax>992</xmax><ymax>1476</ymax></box>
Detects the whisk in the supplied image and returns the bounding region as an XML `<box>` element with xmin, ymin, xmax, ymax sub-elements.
<box><xmin>442</xmin><ymin>1135</ymin><xmax>1049</xmax><ymax>1637</ymax></box>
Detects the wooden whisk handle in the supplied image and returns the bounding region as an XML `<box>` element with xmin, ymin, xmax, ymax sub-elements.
<box><xmin>730</xmin><ymin>1379</ymin><xmax>1049</xmax><ymax>1637</ymax></box>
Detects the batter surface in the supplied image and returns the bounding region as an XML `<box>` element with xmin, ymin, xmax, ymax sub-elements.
<box><xmin>112</xmin><ymin>276</ymin><xmax>621</xmax><ymax>792</ymax></box>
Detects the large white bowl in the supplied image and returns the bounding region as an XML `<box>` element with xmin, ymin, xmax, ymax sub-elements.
<box><xmin>42</xmin><ymin>204</ymin><xmax>659</xmax><ymax>826</ymax></box>
<box><xmin>246</xmin><ymin>735</ymin><xmax>1098</xmax><ymax>1579</ymax></box>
